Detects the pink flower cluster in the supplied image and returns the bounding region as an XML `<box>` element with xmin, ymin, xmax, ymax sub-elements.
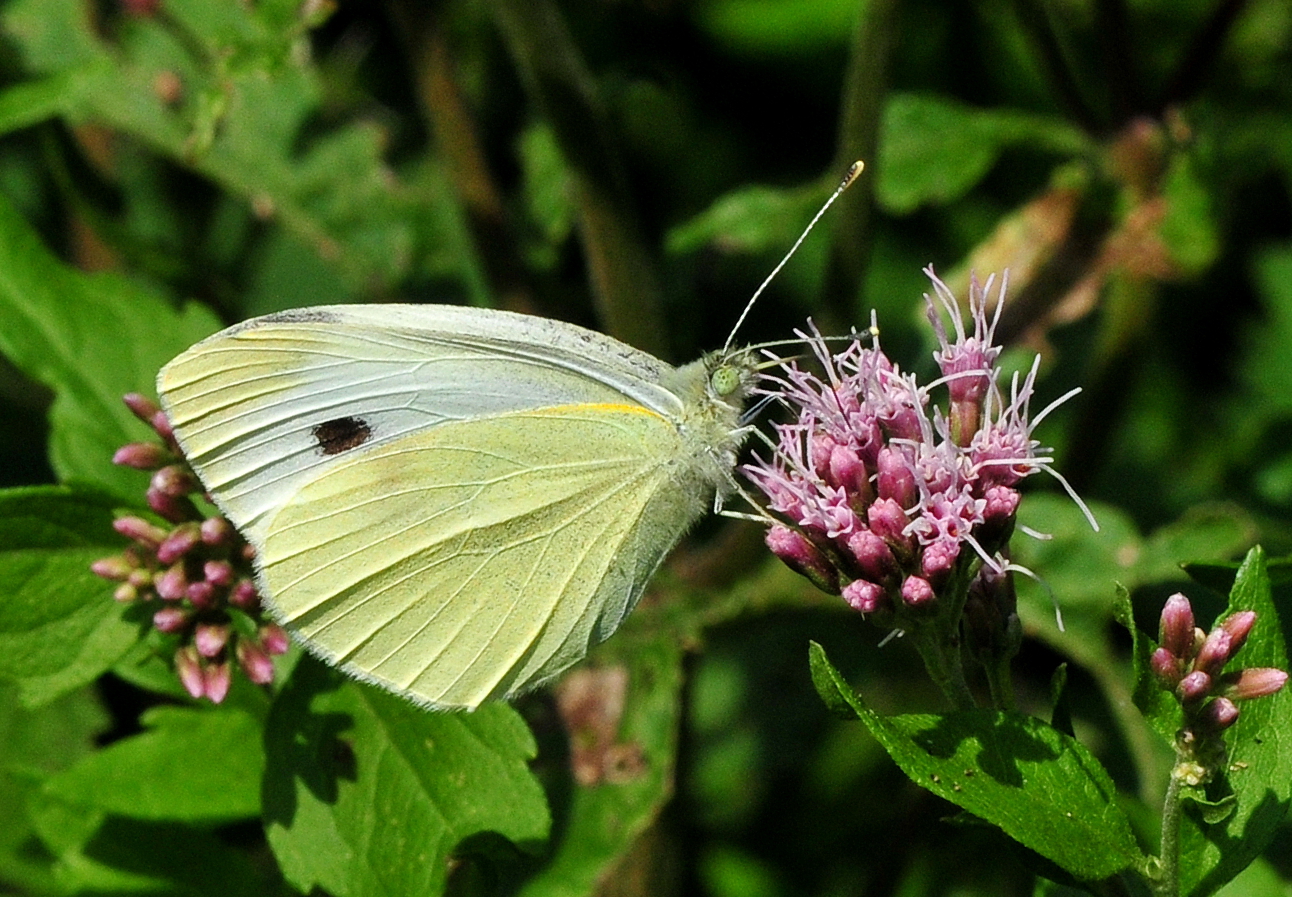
<box><xmin>744</xmin><ymin>267</ymin><xmax>1093</xmax><ymax>621</ymax></box>
<box><xmin>91</xmin><ymin>394</ymin><xmax>288</xmax><ymax>702</ymax></box>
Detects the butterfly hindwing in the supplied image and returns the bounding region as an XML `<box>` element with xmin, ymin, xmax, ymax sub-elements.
<box><xmin>259</xmin><ymin>402</ymin><xmax>706</xmax><ymax>709</ymax></box>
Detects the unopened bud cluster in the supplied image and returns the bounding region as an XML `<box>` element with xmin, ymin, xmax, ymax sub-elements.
<box><xmin>1151</xmin><ymin>593</ymin><xmax>1286</xmax><ymax>753</ymax></box>
<box><xmin>744</xmin><ymin>268</ymin><xmax>1092</xmax><ymax>634</ymax></box>
<box><xmin>91</xmin><ymin>394</ymin><xmax>288</xmax><ymax>702</ymax></box>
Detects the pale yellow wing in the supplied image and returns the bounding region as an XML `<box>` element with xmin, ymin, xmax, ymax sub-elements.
<box><xmin>156</xmin><ymin>305</ymin><xmax>683</xmax><ymax>545</ymax></box>
<box><xmin>259</xmin><ymin>402</ymin><xmax>709</xmax><ymax>710</ymax></box>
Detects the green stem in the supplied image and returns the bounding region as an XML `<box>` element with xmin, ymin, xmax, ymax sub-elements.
<box><xmin>1156</xmin><ymin>763</ymin><xmax>1184</xmax><ymax>897</ymax></box>
<box><xmin>824</xmin><ymin>0</ymin><xmax>899</xmax><ymax>329</ymax></box>
<box><xmin>911</xmin><ymin>623</ymin><xmax>977</xmax><ymax>711</ymax></box>
<box><xmin>982</xmin><ymin>652</ymin><xmax>1017</xmax><ymax>711</ymax></box>
<box><xmin>492</xmin><ymin>0</ymin><xmax>669</xmax><ymax>358</ymax></box>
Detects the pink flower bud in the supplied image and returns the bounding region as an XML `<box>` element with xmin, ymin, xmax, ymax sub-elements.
<box><xmin>260</xmin><ymin>624</ymin><xmax>290</xmax><ymax>655</ymax></box>
<box><xmin>150</xmin><ymin>410</ymin><xmax>175</xmax><ymax>443</ymax></box>
<box><xmin>154</xmin><ymin>564</ymin><xmax>188</xmax><ymax>601</ymax></box>
<box><xmin>150</xmin><ymin>465</ymin><xmax>198</xmax><ymax>498</ymax></box>
<box><xmin>810</xmin><ymin>431</ymin><xmax>837</xmax><ymax>477</ymax></box>
<box><xmin>123</xmin><ymin>393</ymin><xmax>161</xmax><ymax>423</ymax></box>
<box><xmin>112</xmin><ymin>442</ymin><xmax>170</xmax><ymax>470</ymax></box>
<box><xmin>186</xmin><ymin>580</ymin><xmax>217</xmax><ymax>607</ymax></box>
<box><xmin>194</xmin><ymin>623</ymin><xmax>230</xmax><ymax>658</ymax></box>
<box><xmin>901</xmin><ymin>575</ymin><xmax>935</xmax><ymax>607</ymax></box>
<box><xmin>175</xmin><ymin>647</ymin><xmax>204</xmax><ymax>698</ymax></box>
<box><xmin>91</xmin><ymin>556</ymin><xmax>133</xmax><ymax>581</ymax></box>
<box><xmin>828</xmin><ymin>443</ymin><xmax>870</xmax><ymax>498</ymax></box>
<box><xmin>127</xmin><ymin>569</ymin><xmax>153</xmax><ymax>588</ymax></box>
<box><xmin>867</xmin><ymin>498</ymin><xmax>909</xmax><ymax>545</ymax></box>
<box><xmin>1159</xmin><ymin>594</ymin><xmax>1194</xmax><ymax>658</ymax></box>
<box><xmin>981</xmin><ymin>485</ymin><xmax>1019</xmax><ymax>521</ymax></box>
<box><xmin>1224</xmin><ymin>667</ymin><xmax>1288</xmax><ymax>701</ymax></box>
<box><xmin>153</xmin><ymin>607</ymin><xmax>189</xmax><ymax>633</ymax></box>
<box><xmin>156</xmin><ymin>523</ymin><xmax>201</xmax><ymax>565</ymax></box>
<box><xmin>203</xmin><ymin>559</ymin><xmax>234</xmax><ymax>586</ymax></box>
<box><xmin>1176</xmin><ymin>670</ymin><xmax>1212</xmax><ymax>703</ymax></box>
<box><xmin>1193</xmin><ymin>629</ymin><xmax>1233</xmax><ymax>677</ymax></box>
<box><xmin>766</xmin><ymin>525</ymin><xmax>839</xmax><ymax>593</ymax></box>
<box><xmin>230</xmin><ymin>579</ymin><xmax>260</xmax><ymax>609</ymax></box>
<box><xmin>920</xmin><ymin>541</ymin><xmax>959</xmax><ymax>578</ymax></box>
<box><xmin>113</xmin><ymin>516</ymin><xmax>168</xmax><ymax>546</ymax></box>
<box><xmin>147</xmin><ymin>489</ymin><xmax>197</xmax><ymax>523</ymax></box>
<box><xmin>842</xmin><ymin>579</ymin><xmax>885</xmax><ymax>613</ymax></box>
<box><xmin>203</xmin><ymin>663</ymin><xmax>231</xmax><ymax>703</ymax></box>
<box><xmin>1200</xmin><ymin>697</ymin><xmax>1239</xmax><ymax>732</ymax></box>
<box><xmin>200</xmin><ymin>516</ymin><xmax>234</xmax><ymax>545</ymax></box>
<box><xmin>1220</xmin><ymin>611</ymin><xmax>1256</xmax><ymax>655</ymax></box>
<box><xmin>875</xmin><ymin>447</ymin><xmax>917</xmax><ymax>507</ymax></box>
<box><xmin>113</xmin><ymin>583</ymin><xmax>138</xmax><ymax>602</ymax></box>
<box><xmin>844</xmin><ymin>529</ymin><xmax>895</xmax><ymax>580</ymax></box>
<box><xmin>1151</xmin><ymin>647</ymin><xmax>1181</xmax><ymax>686</ymax></box>
<box><xmin>237</xmin><ymin>639</ymin><xmax>276</xmax><ymax>685</ymax></box>
<box><xmin>880</xmin><ymin>388</ymin><xmax>924</xmax><ymax>442</ymax></box>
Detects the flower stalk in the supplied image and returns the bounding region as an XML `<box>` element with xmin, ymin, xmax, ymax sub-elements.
<box><xmin>1148</xmin><ymin>592</ymin><xmax>1287</xmax><ymax>897</ymax></box>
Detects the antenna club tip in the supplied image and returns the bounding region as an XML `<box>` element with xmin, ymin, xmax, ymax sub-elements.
<box><xmin>843</xmin><ymin>160</ymin><xmax>865</xmax><ymax>185</ymax></box>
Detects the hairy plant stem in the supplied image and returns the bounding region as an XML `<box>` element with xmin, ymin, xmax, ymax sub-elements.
<box><xmin>982</xmin><ymin>652</ymin><xmax>1017</xmax><ymax>711</ymax></box>
<box><xmin>1156</xmin><ymin>763</ymin><xmax>1185</xmax><ymax>897</ymax></box>
<box><xmin>911</xmin><ymin>622</ymin><xmax>977</xmax><ymax>711</ymax></box>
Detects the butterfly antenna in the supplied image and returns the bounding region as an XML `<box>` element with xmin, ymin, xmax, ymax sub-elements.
<box><xmin>722</xmin><ymin>160</ymin><xmax>865</xmax><ymax>353</ymax></box>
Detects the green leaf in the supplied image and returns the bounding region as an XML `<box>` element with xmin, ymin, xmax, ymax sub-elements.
<box><xmin>1178</xmin><ymin>547</ymin><xmax>1292</xmax><ymax>897</ymax></box>
<box><xmin>695</xmin><ymin>0</ymin><xmax>859</xmax><ymax>56</ymax></box>
<box><xmin>27</xmin><ymin>797</ymin><xmax>281</xmax><ymax>897</ymax></box>
<box><xmin>1117</xmin><ymin>585</ymin><xmax>1181</xmax><ymax>743</ymax></box>
<box><xmin>518</xmin><ymin>122</ymin><xmax>577</xmax><ymax>268</ymax></box>
<box><xmin>0</xmin><ymin>74</ymin><xmax>79</xmax><ymax>135</ymax></box>
<box><xmin>1015</xmin><ymin>495</ymin><xmax>1255</xmax><ymax>677</ymax></box>
<box><xmin>666</xmin><ymin>180</ymin><xmax>833</xmax><ymax>257</ymax></box>
<box><xmin>0</xmin><ymin>681</ymin><xmax>108</xmax><ymax>893</ymax></box>
<box><xmin>263</xmin><ymin>658</ymin><xmax>550</xmax><ymax>897</ymax></box>
<box><xmin>0</xmin><ymin>485</ymin><xmax>140</xmax><ymax>706</ymax></box>
<box><xmin>809</xmin><ymin>642</ymin><xmax>1145</xmax><ymax>882</ymax></box>
<box><xmin>1</xmin><ymin>0</ymin><xmax>415</xmax><ymax>293</ymax></box>
<box><xmin>519</xmin><ymin>633</ymin><xmax>684</xmax><ymax>897</ymax></box>
<box><xmin>42</xmin><ymin>706</ymin><xmax>264</xmax><ymax>823</ymax></box>
<box><xmin>1013</xmin><ymin>495</ymin><xmax>1142</xmax><ymax>671</ymax></box>
<box><xmin>1244</xmin><ymin>244</ymin><xmax>1292</xmax><ymax>416</ymax></box>
<box><xmin>876</xmin><ymin>93</ymin><xmax>1089</xmax><ymax>213</ymax></box>
<box><xmin>1159</xmin><ymin>152</ymin><xmax>1220</xmax><ymax>275</ymax></box>
<box><xmin>1213</xmin><ymin>856</ymin><xmax>1292</xmax><ymax>897</ymax></box>
<box><xmin>0</xmin><ymin>191</ymin><xmax>221</xmax><ymax>500</ymax></box>
<box><xmin>1135</xmin><ymin>504</ymin><xmax>1257</xmax><ymax>585</ymax></box>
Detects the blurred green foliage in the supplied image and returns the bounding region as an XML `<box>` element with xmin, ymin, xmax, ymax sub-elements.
<box><xmin>1</xmin><ymin>0</ymin><xmax>1291</xmax><ymax>894</ymax></box>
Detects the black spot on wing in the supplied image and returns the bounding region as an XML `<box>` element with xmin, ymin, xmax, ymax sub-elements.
<box><xmin>313</xmin><ymin>417</ymin><xmax>373</xmax><ymax>455</ymax></box>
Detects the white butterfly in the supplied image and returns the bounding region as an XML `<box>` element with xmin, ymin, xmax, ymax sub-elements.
<box><xmin>157</xmin><ymin>161</ymin><xmax>862</xmax><ymax>711</ymax></box>
<box><xmin>157</xmin><ymin>304</ymin><xmax>754</xmax><ymax>710</ymax></box>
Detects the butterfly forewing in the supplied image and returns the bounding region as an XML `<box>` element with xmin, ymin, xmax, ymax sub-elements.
<box><xmin>157</xmin><ymin>306</ymin><xmax>684</xmax><ymax>544</ymax></box>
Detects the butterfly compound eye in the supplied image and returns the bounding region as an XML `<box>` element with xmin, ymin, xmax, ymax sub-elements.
<box><xmin>710</xmin><ymin>364</ymin><xmax>742</xmax><ymax>398</ymax></box>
